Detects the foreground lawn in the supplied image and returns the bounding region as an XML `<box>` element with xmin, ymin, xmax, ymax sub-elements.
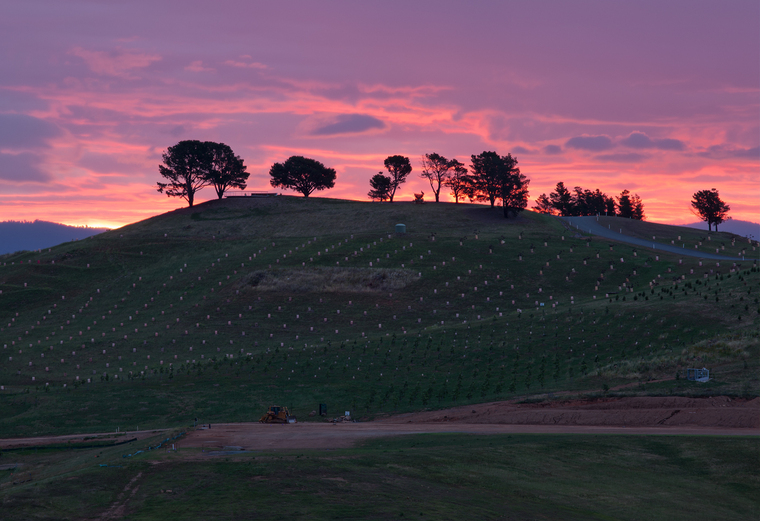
<box><xmin>1</xmin><ymin>433</ymin><xmax>757</xmax><ymax>520</ymax></box>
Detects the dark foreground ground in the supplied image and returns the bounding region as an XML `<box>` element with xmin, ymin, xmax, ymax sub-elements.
<box><xmin>1</xmin><ymin>433</ymin><xmax>758</xmax><ymax>521</ymax></box>
<box><xmin>1</xmin><ymin>395</ymin><xmax>758</xmax><ymax>520</ymax></box>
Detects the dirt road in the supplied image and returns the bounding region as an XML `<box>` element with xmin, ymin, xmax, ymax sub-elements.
<box><xmin>184</xmin><ymin>422</ymin><xmax>757</xmax><ymax>451</ymax></box>
<box><xmin>0</xmin><ymin>429</ymin><xmax>168</xmax><ymax>449</ymax></box>
<box><xmin>185</xmin><ymin>396</ymin><xmax>759</xmax><ymax>450</ymax></box>
<box><xmin>3</xmin><ymin>397</ymin><xmax>756</xmax><ymax>451</ymax></box>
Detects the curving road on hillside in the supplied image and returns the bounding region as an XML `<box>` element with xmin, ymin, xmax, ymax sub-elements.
<box><xmin>560</xmin><ymin>216</ymin><xmax>755</xmax><ymax>262</ymax></box>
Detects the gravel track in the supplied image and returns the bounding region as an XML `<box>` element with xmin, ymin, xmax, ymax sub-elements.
<box><xmin>561</xmin><ymin>216</ymin><xmax>751</xmax><ymax>261</ymax></box>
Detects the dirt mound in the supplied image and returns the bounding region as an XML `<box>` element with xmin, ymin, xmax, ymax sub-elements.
<box><xmin>378</xmin><ymin>396</ymin><xmax>760</xmax><ymax>429</ymax></box>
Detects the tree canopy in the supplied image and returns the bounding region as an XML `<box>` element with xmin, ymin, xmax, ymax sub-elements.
<box><xmin>467</xmin><ymin>152</ymin><xmax>528</xmax><ymax>217</ymax></box>
<box><xmin>420</xmin><ymin>153</ymin><xmax>453</xmax><ymax>202</ymax></box>
<box><xmin>383</xmin><ymin>155</ymin><xmax>412</xmax><ymax>202</ymax></box>
<box><xmin>367</xmin><ymin>173</ymin><xmax>392</xmax><ymax>201</ymax></box>
<box><xmin>533</xmin><ymin>183</ymin><xmax>642</xmax><ymax>219</ymax></box>
<box><xmin>549</xmin><ymin>182</ymin><xmax>574</xmax><ymax>215</ymax></box>
<box><xmin>616</xmin><ymin>190</ymin><xmax>645</xmax><ymax>220</ymax></box>
<box><xmin>269</xmin><ymin>156</ymin><xmax>336</xmax><ymax>197</ymax></box>
<box><xmin>206</xmin><ymin>142</ymin><xmax>248</xmax><ymax>199</ymax></box>
<box><xmin>156</xmin><ymin>140</ymin><xmax>212</xmax><ymax>208</ymax></box>
<box><xmin>444</xmin><ymin>159</ymin><xmax>469</xmax><ymax>204</ymax></box>
<box><xmin>156</xmin><ymin>140</ymin><xmax>248</xmax><ymax>206</ymax></box>
<box><xmin>468</xmin><ymin>151</ymin><xmax>504</xmax><ymax>208</ymax></box>
<box><xmin>691</xmin><ymin>189</ymin><xmax>730</xmax><ymax>231</ymax></box>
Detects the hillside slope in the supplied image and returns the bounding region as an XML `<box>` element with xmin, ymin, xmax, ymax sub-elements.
<box><xmin>0</xmin><ymin>197</ymin><xmax>758</xmax><ymax>436</ymax></box>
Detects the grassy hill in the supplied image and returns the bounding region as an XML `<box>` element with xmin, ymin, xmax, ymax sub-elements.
<box><xmin>1</xmin><ymin>196</ymin><xmax>758</xmax><ymax>437</ymax></box>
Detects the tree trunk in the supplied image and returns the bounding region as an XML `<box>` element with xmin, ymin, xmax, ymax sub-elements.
<box><xmin>434</xmin><ymin>189</ymin><xmax>440</xmax><ymax>202</ymax></box>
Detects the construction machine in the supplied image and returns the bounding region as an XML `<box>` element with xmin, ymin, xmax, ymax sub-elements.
<box><xmin>259</xmin><ymin>405</ymin><xmax>293</xmax><ymax>423</ymax></box>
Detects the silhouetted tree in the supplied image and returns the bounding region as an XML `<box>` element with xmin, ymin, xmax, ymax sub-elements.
<box><xmin>156</xmin><ymin>140</ymin><xmax>212</xmax><ymax>208</ymax></box>
<box><xmin>574</xmin><ymin>187</ymin><xmax>613</xmax><ymax>216</ymax></box>
<box><xmin>612</xmin><ymin>189</ymin><xmax>645</xmax><ymax>220</ymax></box>
<box><xmin>498</xmin><ymin>154</ymin><xmax>530</xmax><ymax>218</ymax></box>
<box><xmin>691</xmin><ymin>189</ymin><xmax>730</xmax><ymax>231</ymax></box>
<box><xmin>549</xmin><ymin>182</ymin><xmax>574</xmax><ymax>215</ymax></box>
<box><xmin>616</xmin><ymin>189</ymin><xmax>633</xmax><ymax>218</ymax></box>
<box><xmin>269</xmin><ymin>156</ymin><xmax>336</xmax><ymax>197</ymax></box>
<box><xmin>420</xmin><ymin>153</ymin><xmax>453</xmax><ymax>202</ymax></box>
<box><xmin>630</xmin><ymin>193</ymin><xmax>645</xmax><ymax>220</ymax></box>
<box><xmin>468</xmin><ymin>152</ymin><xmax>528</xmax><ymax>217</ymax></box>
<box><xmin>468</xmin><ymin>151</ymin><xmax>503</xmax><ymax>207</ymax></box>
<box><xmin>605</xmin><ymin>196</ymin><xmax>616</xmax><ymax>215</ymax></box>
<box><xmin>205</xmin><ymin>142</ymin><xmax>249</xmax><ymax>199</ymax></box>
<box><xmin>535</xmin><ymin>182</ymin><xmax>617</xmax><ymax>216</ymax></box>
<box><xmin>444</xmin><ymin>159</ymin><xmax>469</xmax><ymax>203</ymax></box>
<box><xmin>533</xmin><ymin>193</ymin><xmax>555</xmax><ymax>214</ymax></box>
<box><xmin>368</xmin><ymin>173</ymin><xmax>392</xmax><ymax>201</ymax></box>
<box><xmin>383</xmin><ymin>155</ymin><xmax>412</xmax><ymax>202</ymax></box>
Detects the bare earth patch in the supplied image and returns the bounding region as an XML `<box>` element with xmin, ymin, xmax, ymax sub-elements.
<box><xmin>380</xmin><ymin>395</ymin><xmax>760</xmax><ymax>428</ymax></box>
<box><xmin>182</xmin><ymin>396</ymin><xmax>759</xmax><ymax>451</ymax></box>
<box><xmin>241</xmin><ymin>267</ymin><xmax>418</xmax><ymax>293</ymax></box>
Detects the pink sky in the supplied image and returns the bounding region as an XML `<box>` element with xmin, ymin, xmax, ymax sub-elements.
<box><xmin>0</xmin><ymin>1</ymin><xmax>757</xmax><ymax>228</ymax></box>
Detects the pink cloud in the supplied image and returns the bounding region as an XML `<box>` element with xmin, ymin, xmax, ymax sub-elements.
<box><xmin>224</xmin><ymin>59</ymin><xmax>267</xmax><ymax>70</ymax></box>
<box><xmin>69</xmin><ymin>47</ymin><xmax>161</xmax><ymax>79</ymax></box>
<box><xmin>184</xmin><ymin>61</ymin><xmax>215</xmax><ymax>73</ymax></box>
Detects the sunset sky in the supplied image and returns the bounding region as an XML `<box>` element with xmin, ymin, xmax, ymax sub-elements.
<box><xmin>1</xmin><ymin>1</ymin><xmax>757</xmax><ymax>228</ymax></box>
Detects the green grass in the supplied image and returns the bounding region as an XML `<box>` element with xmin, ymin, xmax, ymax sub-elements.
<box><xmin>1</xmin><ymin>434</ymin><xmax>757</xmax><ymax>520</ymax></box>
<box><xmin>0</xmin><ymin>196</ymin><xmax>758</xmax><ymax>436</ymax></box>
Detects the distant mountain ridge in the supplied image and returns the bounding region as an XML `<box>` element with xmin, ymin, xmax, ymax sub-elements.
<box><xmin>0</xmin><ymin>220</ymin><xmax>110</xmax><ymax>255</ymax></box>
<box><xmin>680</xmin><ymin>219</ymin><xmax>760</xmax><ymax>239</ymax></box>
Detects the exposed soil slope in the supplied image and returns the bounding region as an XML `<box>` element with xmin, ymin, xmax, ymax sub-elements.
<box><xmin>379</xmin><ymin>395</ymin><xmax>760</xmax><ymax>428</ymax></box>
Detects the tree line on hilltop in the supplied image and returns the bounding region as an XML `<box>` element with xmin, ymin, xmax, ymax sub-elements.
<box><xmin>533</xmin><ymin>182</ymin><xmax>645</xmax><ymax>220</ymax></box>
<box><xmin>368</xmin><ymin>152</ymin><xmax>529</xmax><ymax>218</ymax></box>
<box><xmin>155</xmin><ymin>140</ymin><xmax>730</xmax><ymax>229</ymax></box>
<box><xmin>156</xmin><ymin>141</ymin><xmax>530</xmax><ymax>218</ymax></box>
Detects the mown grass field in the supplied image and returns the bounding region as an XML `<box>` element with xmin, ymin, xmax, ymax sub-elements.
<box><xmin>1</xmin><ymin>432</ymin><xmax>758</xmax><ymax>520</ymax></box>
<box><xmin>0</xmin><ymin>196</ymin><xmax>758</xmax><ymax>437</ymax></box>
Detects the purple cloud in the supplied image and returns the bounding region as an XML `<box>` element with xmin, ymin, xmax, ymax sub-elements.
<box><xmin>311</xmin><ymin>114</ymin><xmax>385</xmax><ymax>136</ymax></box>
<box><xmin>543</xmin><ymin>144</ymin><xmax>562</xmax><ymax>155</ymax></box>
<box><xmin>512</xmin><ymin>146</ymin><xmax>534</xmax><ymax>155</ymax></box>
<box><xmin>621</xmin><ymin>131</ymin><xmax>685</xmax><ymax>151</ymax></box>
<box><xmin>0</xmin><ymin>113</ymin><xmax>61</xmax><ymax>149</ymax></box>
<box><xmin>697</xmin><ymin>144</ymin><xmax>760</xmax><ymax>160</ymax></box>
<box><xmin>565</xmin><ymin>135</ymin><xmax>613</xmax><ymax>151</ymax></box>
<box><xmin>733</xmin><ymin>145</ymin><xmax>760</xmax><ymax>159</ymax></box>
<box><xmin>0</xmin><ymin>152</ymin><xmax>51</xmax><ymax>182</ymax></box>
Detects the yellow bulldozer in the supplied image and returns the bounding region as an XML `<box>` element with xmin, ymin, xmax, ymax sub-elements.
<box><xmin>259</xmin><ymin>405</ymin><xmax>293</xmax><ymax>423</ymax></box>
